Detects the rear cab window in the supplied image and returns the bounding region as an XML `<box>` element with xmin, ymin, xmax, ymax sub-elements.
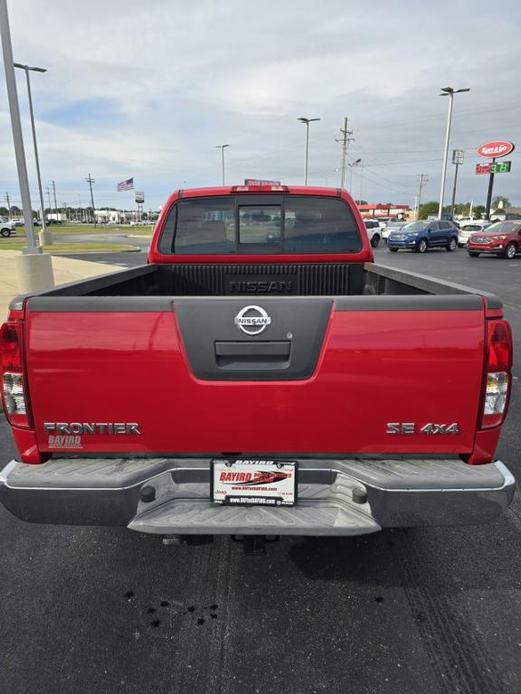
<box><xmin>158</xmin><ymin>195</ymin><xmax>361</xmax><ymax>255</ymax></box>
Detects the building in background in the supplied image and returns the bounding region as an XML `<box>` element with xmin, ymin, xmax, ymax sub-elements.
<box><xmin>357</xmin><ymin>203</ymin><xmax>411</xmax><ymax>220</ymax></box>
<box><xmin>94</xmin><ymin>209</ymin><xmax>123</xmax><ymax>224</ymax></box>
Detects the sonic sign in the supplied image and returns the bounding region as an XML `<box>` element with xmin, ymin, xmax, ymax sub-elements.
<box><xmin>477</xmin><ymin>141</ymin><xmax>515</xmax><ymax>158</ymax></box>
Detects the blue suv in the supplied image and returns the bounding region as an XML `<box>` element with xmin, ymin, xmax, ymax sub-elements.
<box><xmin>387</xmin><ymin>220</ymin><xmax>459</xmax><ymax>253</ymax></box>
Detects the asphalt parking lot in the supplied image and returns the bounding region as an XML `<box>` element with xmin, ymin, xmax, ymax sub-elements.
<box><xmin>1</xmin><ymin>246</ymin><xmax>521</xmax><ymax>694</ymax></box>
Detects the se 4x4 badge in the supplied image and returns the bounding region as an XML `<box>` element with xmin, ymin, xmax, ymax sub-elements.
<box><xmin>386</xmin><ymin>422</ymin><xmax>460</xmax><ymax>435</ymax></box>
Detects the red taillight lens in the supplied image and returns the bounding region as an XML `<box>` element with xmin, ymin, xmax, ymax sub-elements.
<box><xmin>1</xmin><ymin>321</ymin><xmax>31</xmax><ymax>428</ymax></box>
<box><xmin>1</xmin><ymin>323</ymin><xmax>22</xmax><ymax>371</ymax></box>
<box><xmin>481</xmin><ymin>319</ymin><xmax>512</xmax><ymax>429</ymax></box>
<box><xmin>487</xmin><ymin>320</ymin><xmax>512</xmax><ymax>371</ymax></box>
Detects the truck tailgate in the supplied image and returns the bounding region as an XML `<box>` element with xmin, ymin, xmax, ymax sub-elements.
<box><xmin>24</xmin><ymin>295</ymin><xmax>485</xmax><ymax>457</ymax></box>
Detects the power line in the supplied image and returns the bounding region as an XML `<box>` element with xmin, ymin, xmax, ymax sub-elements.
<box><xmin>350</xmin><ymin>166</ymin><xmax>412</xmax><ymax>199</ymax></box>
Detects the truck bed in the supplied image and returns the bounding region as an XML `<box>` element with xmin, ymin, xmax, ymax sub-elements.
<box><xmin>10</xmin><ymin>261</ymin><xmax>501</xmax><ymax>308</ymax></box>
<box><xmin>7</xmin><ymin>260</ymin><xmax>501</xmax><ymax>463</ymax></box>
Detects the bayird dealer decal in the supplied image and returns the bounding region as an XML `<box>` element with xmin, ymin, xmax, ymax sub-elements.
<box><xmin>44</xmin><ymin>422</ymin><xmax>142</xmax><ymax>449</ymax></box>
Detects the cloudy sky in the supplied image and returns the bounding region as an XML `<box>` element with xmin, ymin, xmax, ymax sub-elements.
<box><xmin>1</xmin><ymin>0</ymin><xmax>520</xmax><ymax>211</ymax></box>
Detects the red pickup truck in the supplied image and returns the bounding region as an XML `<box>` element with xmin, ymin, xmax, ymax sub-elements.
<box><xmin>0</xmin><ymin>184</ymin><xmax>515</xmax><ymax>543</ymax></box>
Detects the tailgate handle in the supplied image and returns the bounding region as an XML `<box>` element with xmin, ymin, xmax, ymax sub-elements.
<box><xmin>214</xmin><ymin>341</ymin><xmax>291</xmax><ymax>371</ymax></box>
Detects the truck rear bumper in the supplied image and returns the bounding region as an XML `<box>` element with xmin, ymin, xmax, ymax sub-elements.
<box><xmin>0</xmin><ymin>458</ymin><xmax>515</xmax><ymax>536</ymax></box>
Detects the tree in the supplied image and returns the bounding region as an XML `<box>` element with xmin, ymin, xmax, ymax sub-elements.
<box><xmin>418</xmin><ymin>201</ymin><xmax>439</xmax><ymax>219</ymax></box>
<box><xmin>491</xmin><ymin>196</ymin><xmax>511</xmax><ymax>210</ymax></box>
<box><xmin>473</xmin><ymin>205</ymin><xmax>486</xmax><ymax>219</ymax></box>
<box><xmin>0</xmin><ymin>206</ymin><xmax>8</xmax><ymax>217</ymax></box>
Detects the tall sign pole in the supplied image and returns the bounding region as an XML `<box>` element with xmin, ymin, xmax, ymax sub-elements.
<box><xmin>476</xmin><ymin>141</ymin><xmax>515</xmax><ymax>220</ymax></box>
<box><xmin>485</xmin><ymin>158</ymin><xmax>496</xmax><ymax>220</ymax></box>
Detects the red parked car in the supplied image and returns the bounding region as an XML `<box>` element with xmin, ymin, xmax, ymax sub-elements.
<box><xmin>467</xmin><ymin>221</ymin><xmax>521</xmax><ymax>259</ymax></box>
<box><xmin>0</xmin><ymin>184</ymin><xmax>515</xmax><ymax>548</ymax></box>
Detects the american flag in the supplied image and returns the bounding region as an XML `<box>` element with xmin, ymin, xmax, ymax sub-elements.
<box><xmin>117</xmin><ymin>177</ymin><xmax>134</xmax><ymax>191</ymax></box>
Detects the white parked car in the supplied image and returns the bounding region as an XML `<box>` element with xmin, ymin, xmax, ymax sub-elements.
<box><xmin>382</xmin><ymin>221</ymin><xmax>406</xmax><ymax>241</ymax></box>
<box><xmin>458</xmin><ymin>220</ymin><xmax>491</xmax><ymax>247</ymax></box>
<box><xmin>363</xmin><ymin>220</ymin><xmax>382</xmax><ymax>248</ymax></box>
<box><xmin>0</xmin><ymin>219</ymin><xmax>17</xmax><ymax>238</ymax></box>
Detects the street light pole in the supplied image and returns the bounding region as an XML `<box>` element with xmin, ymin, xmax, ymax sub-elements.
<box><xmin>0</xmin><ymin>0</ymin><xmax>54</xmax><ymax>291</ymax></box>
<box><xmin>14</xmin><ymin>62</ymin><xmax>48</xmax><ymax>238</ymax></box>
<box><xmin>215</xmin><ymin>144</ymin><xmax>229</xmax><ymax>185</ymax></box>
<box><xmin>437</xmin><ymin>86</ymin><xmax>469</xmax><ymax>219</ymax></box>
<box><xmin>0</xmin><ymin>0</ymin><xmax>39</xmax><ymax>253</ymax></box>
<box><xmin>298</xmin><ymin>117</ymin><xmax>320</xmax><ymax>185</ymax></box>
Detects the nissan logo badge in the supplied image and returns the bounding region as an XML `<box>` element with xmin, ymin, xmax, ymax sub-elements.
<box><xmin>234</xmin><ymin>305</ymin><xmax>272</xmax><ymax>335</ymax></box>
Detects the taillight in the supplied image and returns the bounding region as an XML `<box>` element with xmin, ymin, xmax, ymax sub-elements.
<box><xmin>481</xmin><ymin>319</ymin><xmax>512</xmax><ymax>428</ymax></box>
<box><xmin>0</xmin><ymin>321</ymin><xmax>31</xmax><ymax>428</ymax></box>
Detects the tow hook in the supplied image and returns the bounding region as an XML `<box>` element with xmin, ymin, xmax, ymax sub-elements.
<box><xmin>231</xmin><ymin>535</ymin><xmax>280</xmax><ymax>555</ymax></box>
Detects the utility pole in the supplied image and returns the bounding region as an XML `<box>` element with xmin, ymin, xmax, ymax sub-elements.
<box><xmin>335</xmin><ymin>117</ymin><xmax>354</xmax><ymax>189</ymax></box>
<box><xmin>85</xmin><ymin>173</ymin><xmax>96</xmax><ymax>226</ymax></box>
<box><xmin>416</xmin><ymin>173</ymin><xmax>429</xmax><ymax>219</ymax></box>
<box><xmin>450</xmin><ymin>149</ymin><xmax>464</xmax><ymax>219</ymax></box>
<box><xmin>5</xmin><ymin>191</ymin><xmax>10</xmax><ymax>215</ymax></box>
<box><xmin>45</xmin><ymin>186</ymin><xmax>51</xmax><ymax>214</ymax></box>
<box><xmin>51</xmin><ymin>179</ymin><xmax>58</xmax><ymax>221</ymax></box>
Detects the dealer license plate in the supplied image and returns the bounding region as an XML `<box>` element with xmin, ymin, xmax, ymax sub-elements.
<box><xmin>211</xmin><ymin>459</ymin><xmax>298</xmax><ymax>506</ymax></box>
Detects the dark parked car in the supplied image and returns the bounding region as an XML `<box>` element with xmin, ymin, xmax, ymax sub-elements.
<box><xmin>387</xmin><ymin>220</ymin><xmax>459</xmax><ymax>253</ymax></box>
<box><xmin>467</xmin><ymin>221</ymin><xmax>521</xmax><ymax>259</ymax></box>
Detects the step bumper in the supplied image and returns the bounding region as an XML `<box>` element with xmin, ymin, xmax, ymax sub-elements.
<box><xmin>0</xmin><ymin>457</ymin><xmax>515</xmax><ymax>536</ymax></box>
